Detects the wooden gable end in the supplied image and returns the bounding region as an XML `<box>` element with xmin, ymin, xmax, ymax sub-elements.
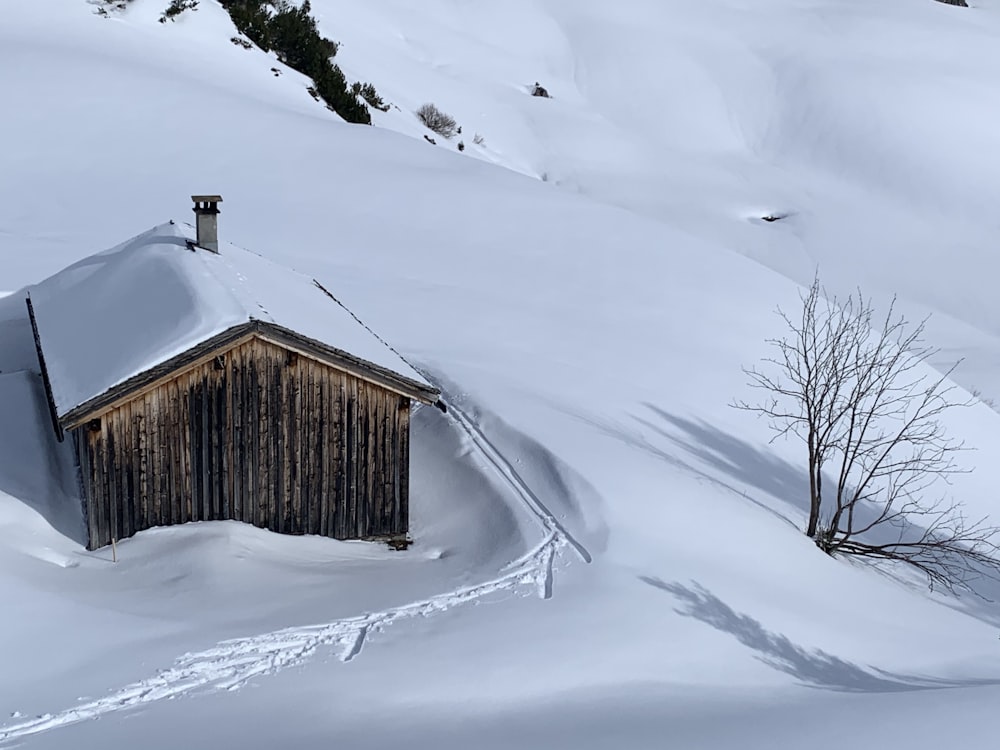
<box><xmin>59</xmin><ymin>320</ymin><xmax>438</xmax><ymax>430</ymax></box>
<box><xmin>75</xmin><ymin>334</ymin><xmax>411</xmax><ymax>549</ymax></box>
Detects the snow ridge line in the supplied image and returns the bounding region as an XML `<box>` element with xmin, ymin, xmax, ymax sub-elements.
<box><xmin>0</xmin><ymin>405</ymin><xmax>588</xmax><ymax>745</ymax></box>
<box><xmin>444</xmin><ymin>401</ymin><xmax>592</xmax><ymax>564</ymax></box>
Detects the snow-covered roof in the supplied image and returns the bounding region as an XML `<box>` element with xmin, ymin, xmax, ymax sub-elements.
<box><xmin>28</xmin><ymin>222</ymin><xmax>436</xmax><ymax>422</ymax></box>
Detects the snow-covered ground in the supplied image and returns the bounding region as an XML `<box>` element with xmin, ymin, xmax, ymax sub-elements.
<box><xmin>2</xmin><ymin>0</ymin><xmax>1000</xmax><ymax>747</ymax></box>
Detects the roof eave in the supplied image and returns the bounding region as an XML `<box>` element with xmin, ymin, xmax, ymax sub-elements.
<box><xmin>58</xmin><ymin>322</ymin><xmax>257</xmax><ymax>429</ymax></box>
<box><xmin>253</xmin><ymin>321</ymin><xmax>440</xmax><ymax>406</ymax></box>
<box><xmin>58</xmin><ymin>320</ymin><xmax>440</xmax><ymax>429</ymax></box>
<box><xmin>25</xmin><ymin>292</ymin><xmax>65</xmax><ymax>442</ymax></box>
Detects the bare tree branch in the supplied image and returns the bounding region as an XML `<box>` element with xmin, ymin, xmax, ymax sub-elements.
<box><xmin>734</xmin><ymin>276</ymin><xmax>999</xmax><ymax>595</ymax></box>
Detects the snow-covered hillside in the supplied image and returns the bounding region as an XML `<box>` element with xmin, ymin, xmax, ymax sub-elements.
<box><xmin>2</xmin><ymin>1</ymin><xmax>1000</xmax><ymax>747</ymax></box>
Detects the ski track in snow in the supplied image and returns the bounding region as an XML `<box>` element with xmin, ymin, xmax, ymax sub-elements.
<box><xmin>0</xmin><ymin>401</ymin><xmax>590</xmax><ymax>745</ymax></box>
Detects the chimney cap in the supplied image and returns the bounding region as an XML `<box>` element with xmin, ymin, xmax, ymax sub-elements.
<box><xmin>192</xmin><ymin>194</ymin><xmax>223</xmax><ymax>204</ymax></box>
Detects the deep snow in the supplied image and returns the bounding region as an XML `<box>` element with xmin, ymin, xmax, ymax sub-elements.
<box><xmin>29</xmin><ymin>220</ymin><xmax>433</xmax><ymax>418</ymax></box>
<box><xmin>2</xmin><ymin>0</ymin><xmax>1000</xmax><ymax>748</ymax></box>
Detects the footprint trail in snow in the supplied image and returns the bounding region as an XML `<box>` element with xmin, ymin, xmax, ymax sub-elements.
<box><xmin>0</xmin><ymin>400</ymin><xmax>589</xmax><ymax>745</ymax></box>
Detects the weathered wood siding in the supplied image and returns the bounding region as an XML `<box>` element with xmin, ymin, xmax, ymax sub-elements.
<box><xmin>74</xmin><ymin>337</ymin><xmax>411</xmax><ymax>550</ymax></box>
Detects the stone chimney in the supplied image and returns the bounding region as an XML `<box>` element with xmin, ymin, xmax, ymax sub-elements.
<box><xmin>191</xmin><ymin>195</ymin><xmax>222</xmax><ymax>253</ymax></box>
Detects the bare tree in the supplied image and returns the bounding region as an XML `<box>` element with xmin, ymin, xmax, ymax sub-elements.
<box><xmin>736</xmin><ymin>277</ymin><xmax>1000</xmax><ymax>593</ymax></box>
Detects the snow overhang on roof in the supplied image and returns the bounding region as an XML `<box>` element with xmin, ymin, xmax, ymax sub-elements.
<box><xmin>27</xmin><ymin>222</ymin><xmax>439</xmax><ymax>427</ymax></box>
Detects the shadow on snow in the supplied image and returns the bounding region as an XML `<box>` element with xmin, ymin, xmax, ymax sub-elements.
<box><xmin>641</xmin><ymin>576</ymin><xmax>1000</xmax><ymax>693</ymax></box>
<box><xmin>572</xmin><ymin>401</ymin><xmax>1000</xmax><ymax>618</ymax></box>
<box><xmin>0</xmin><ymin>291</ymin><xmax>86</xmax><ymax>546</ymax></box>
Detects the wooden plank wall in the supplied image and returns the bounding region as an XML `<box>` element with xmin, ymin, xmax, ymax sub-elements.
<box><xmin>75</xmin><ymin>337</ymin><xmax>411</xmax><ymax>550</ymax></box>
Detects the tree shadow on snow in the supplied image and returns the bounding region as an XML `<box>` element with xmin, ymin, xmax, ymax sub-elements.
<box><xmin>527</xmin><ymin>398</ymin><xmax>1000</xmax><ymax>611</ymax></box>
<box><xmin>564</xmin><ymin>403</ymin><xmax>802</xmax><ymax>530</ymax></box>
<box><xmin>638</xmin><ymin>404</ymin><xmax>807</xmax><ymax>516</ymax></box>
<box><xmin>635</xmin><ymin>405</ymin><xmax>1000</xmax><ymax>616</ymax></box>
<box><xmin>640</xmin><ymin>576</ymin><xmax>1000</xmax><ymax>693</ymax></box>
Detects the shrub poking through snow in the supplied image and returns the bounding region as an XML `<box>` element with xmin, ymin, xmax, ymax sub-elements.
<box><xmin>93</xmin><ymin>0</ymin><xmax>133</xmax><ymax>15</ymax></box>
<box><xmin>351</xmin><ymin>82</ymin><xmax>390</xmax><ymax>112</ymax></box>
<box><xmin>416</xmin><ymin>103</ymin><xmax>458</xmax><ymax>138</ymax></box>
<box><xmin>218</xmin><ymin>0</ymin><xmax>374</xmax><ymax>125</ymax></box>
<box><xmin>531</xmin><ymin>82</ymin><xmax>551</xmax><ymax>98</ymax></box>
<box><xmin>457</xmin><ymin>141</ymin><xmax>465</xmax><ymax>152</ymax></box>
<box><xmin>473</xmin><ymin>133</ymin><xmax>485</xmax><ymax>146</ymax></box>
<box><xmin>160</xmin><ymin>0</ymin><xmax>198</xmax><ymax>22</ymax></box>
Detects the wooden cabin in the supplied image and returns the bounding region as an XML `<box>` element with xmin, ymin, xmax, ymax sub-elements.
<box><xmin>27</xmin><ymin>197</ymin><xmax>439</xmax><ymax>550</ymax></box>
